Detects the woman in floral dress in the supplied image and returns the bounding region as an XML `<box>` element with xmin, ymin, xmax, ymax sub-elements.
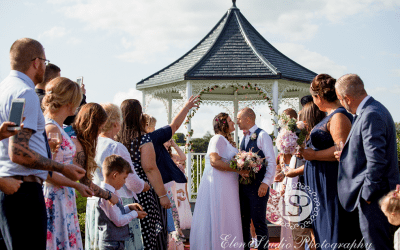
<box><xmin>42</xmin><ymin>77</ymin><xmax>93</xmax><ymax>250</ymax></box>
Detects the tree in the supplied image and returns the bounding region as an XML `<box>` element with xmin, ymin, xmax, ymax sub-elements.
<box><xmin>173</xmin><ymin>133</ymin><xmax>185</xmax><ymax>146</ymax></box>
<box><xmin>191</xmin><ymin>131</ymin><xmax>213</xmax><ymax>153</ymax></box>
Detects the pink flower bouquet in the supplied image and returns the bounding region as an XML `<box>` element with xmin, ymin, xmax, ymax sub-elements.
<box><xmin>229</xmin><ymin>149</ymin><xmax>264</xmax><ymax>184</ymax></box>
<box><xmin>276</xmin><ymin>128</ymin><xmax>298</xmax><ymax>155</ymax></box>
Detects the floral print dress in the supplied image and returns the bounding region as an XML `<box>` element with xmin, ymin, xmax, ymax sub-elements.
<box><xmin>43</xmin><ymin>118</ymin><xmax>83</xmax><ymax>250</ymax></box>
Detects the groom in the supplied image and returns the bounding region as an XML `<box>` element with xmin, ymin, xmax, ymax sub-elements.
<box><xmin>237</xmin><ymin>108</ymin><xmax>276</xmax><ymax>250</ymax></box>
<box><xmin>335</xmin><ymin>74</ymin><xmax>400</xmax><ymax>250</ymax></box>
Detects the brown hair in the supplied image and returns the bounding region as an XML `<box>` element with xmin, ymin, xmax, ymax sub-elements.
<box><xmin>100</xmin><ymin>103</ymin><xmax>123</xmax><ymax>134</ymax></box>
<box><xmin>102</xmin><ymin>154</ymin><xmax>133</xmax><ymax>176</ymax></box>
<box><xmin>10</xmin><ymin>38</ymin><xmax>44</xmax><ymax>73</ymax></box>
<box><xmin>73</xmin><ymin>103</ymin><xmax>108</xmax><ymax>179</ymax></box>
<box><xmin>283</xmin><ymin>108</ymin><xmax>297</xmax><ymax>120</ymax></box>
<box><xmin>42</xmin><ymin>63</ymin><xmax>61</xmax><ymax>85</ymax></box>
<box><xmin>298</xmin><ymin>102</ymin><xmax>326</xmax><ymax>137</ymax></box>
<box><xmin>115</xmin><ymin>99</ymin><xmax>145</xmax><ymax>151</ymax></box>
<box><xmin>42</xmin><ymin>77</ymin><xmax>82</xmax><ymax>114</ymax></box>
<box><xmin>213</xmin><ymin>112</ymin><xmax>235</xmax><ymax>147</ymax></box>
<box><xmin>310</xmin><ymin>74</ymin><xmax>337</xmax><ymax>102</ymax></box>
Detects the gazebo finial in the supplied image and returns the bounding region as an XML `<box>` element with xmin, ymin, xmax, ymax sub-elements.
<box><xmin>232</xmin><ymin>0</ymin><xmax>237</xmax><ymax>8</ymax></box>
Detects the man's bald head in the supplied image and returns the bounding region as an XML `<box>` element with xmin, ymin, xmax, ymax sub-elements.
<box><xmin>240</xmin><ymin>107</ymin><xmax>256</xmax><ymax>122</ymax></box>
<box><xmin>10</xmin><ymin>38</ymin><xmax>44</xmax><ymax>73</ymax></box>
<box><xmin>237</xmin><ymin>107</ymin><xmax>256</xmax><ymax>131</ymax></box>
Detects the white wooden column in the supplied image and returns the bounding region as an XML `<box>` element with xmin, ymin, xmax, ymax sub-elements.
<box><xmin>273</xmin><ymin>80</ymin><xmax>279</xmax><ymax>156</ymax></box>
<box><xmin>168</xmin><ymin>93</ymin><xmax>172</xmax><ymax>124</ymax></box>
<box><xmin>142</xmin><ymin>91</ymin><xmax>146</xmax><ymax>112</ymax></box>
<box><xmin>234</xmin><ymin>90</ymin><xmax>239</xmax><ymax>148</ymax></box>
<box><xmin>186</xmin><ymin>81</ymin><xmax>192</xmax><ymax>200</ymax></box>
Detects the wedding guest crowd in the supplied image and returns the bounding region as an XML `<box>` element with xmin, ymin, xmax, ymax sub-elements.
<box><xmin>1</xmin><ymin>37</ymin><xmax>399</xmax><ymax>250</ymax></box>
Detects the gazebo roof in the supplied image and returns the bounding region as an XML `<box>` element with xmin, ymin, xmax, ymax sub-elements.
<box><xmin>137</xmin><ymin>2</ymin><xmax>317</xmax><ymax>88</ymax></box>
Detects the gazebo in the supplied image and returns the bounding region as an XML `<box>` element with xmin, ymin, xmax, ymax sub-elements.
<box><xmin>136</xmin><ymin>0</ymin><xmax>317</xmax><ymax>199</ymax></box>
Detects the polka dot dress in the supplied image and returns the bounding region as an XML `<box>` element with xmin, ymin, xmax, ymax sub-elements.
<box><xmin>130</xmin><ymin>134</ymin><xmax>164</xmax><ymax>250</ymax></box>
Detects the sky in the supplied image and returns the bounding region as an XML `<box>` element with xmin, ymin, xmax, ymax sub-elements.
<box><xmin>1</xmin><ymin>0</ymin><xmax>400</xmax><ymax>139</ymax></box>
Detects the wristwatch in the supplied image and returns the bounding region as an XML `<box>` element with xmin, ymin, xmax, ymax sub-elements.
<box><xmin>106</xmin><ymin>190</ymin><xmax>112</xmax><ymax>200</ymax></box>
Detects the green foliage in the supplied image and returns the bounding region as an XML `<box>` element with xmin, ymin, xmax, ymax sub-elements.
<box><xmin>173</xmin><ymin>133</ymin><xmax>185</xmax><ymax>146</ymax></box>
<box><xmin>190</xmin><ymin>131</ymin><xmax>213</xmax><ymax>153</ymax></box>
<box><xmin>76</xmin><ymin>191</ymin><xmax>87</xmax><ymax>245</ymax></box>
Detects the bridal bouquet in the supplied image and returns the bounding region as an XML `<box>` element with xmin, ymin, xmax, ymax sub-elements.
<box><xmin>229</xmin><ymin>149</ymin><xmax>264</xmax><ymax>184</ymax></box>
<box><xmin>276</xmin><ymin>113</ymin><xmax>308</xmax><ymax>155</ymax></box>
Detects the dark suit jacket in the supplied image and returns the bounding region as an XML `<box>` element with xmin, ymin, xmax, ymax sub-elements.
<box><xmin>338</xmin><ymin>97</ymin><xmax>400</xmax><ymax>212</ymax></box>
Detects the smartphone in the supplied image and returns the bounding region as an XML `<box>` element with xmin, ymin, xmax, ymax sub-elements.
<box><xmin>7</xmin><ymin>98</ymin><xmax>25</xmax><ymax>131</ymax></box>
<box><xmin>76</xmin><ymin>76</ymin><xmax>83</xmax><ymax>87</ymax></box>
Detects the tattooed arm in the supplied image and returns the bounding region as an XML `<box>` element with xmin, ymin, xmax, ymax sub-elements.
<box><xmin>72</xmin><ymin>138</ymin><xmax>119</xmax><ymax>204</ymax></box>
<box><xmin>8</xmin><ymin>128</ymin><xmax>85</xmax><ymax>181</ymax></box>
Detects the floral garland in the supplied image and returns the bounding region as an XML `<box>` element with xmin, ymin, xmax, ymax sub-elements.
<box><xmin>184</xmin><ymin>82</ymin><xmax>278</xmax><ymax>152</ymax></box>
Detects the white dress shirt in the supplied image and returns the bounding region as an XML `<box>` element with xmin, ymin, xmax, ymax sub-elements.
<box><xmin>99</xmin><ymin>182</ymin><xmax>138</xmax><ymax>227</ymax></box>
<box><xmin>243</xmin><ymin>125</ymin><xmax>277</xmax><ymax>187</ymax></box>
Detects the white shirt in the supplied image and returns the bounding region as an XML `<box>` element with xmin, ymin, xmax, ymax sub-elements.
<box><xmin>356</xmin><ymin>95</ymin><xmax>371</xmax><ymax>116</ymax></box>
<box><xmin>244</xmin><ymin>125</ymin><xmax>276</xmax><ymax>187</ymax></box>
<box><xmin>0</xmin><ymin>70</ymin><xmax>48</xmax><ymax>180</ymax></box>
<box><xmin>94</xmin><ymin>137</ymin><xmax>145</xmax><ymax>200</ymax></box>
<box><xmin>99</xmin><ymin>182</ymin><xmax>138</xmax><ymax>227</ymax></box>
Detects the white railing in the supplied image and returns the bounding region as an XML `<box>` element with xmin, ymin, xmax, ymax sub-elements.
<box><xmin>186</xmin><ymin>153</ymin><xmax>206</xmax><ymax>202</ymax></box>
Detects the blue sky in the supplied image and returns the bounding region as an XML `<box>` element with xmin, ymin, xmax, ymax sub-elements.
<box><xmin>1</xmin><ymin>0</ymin><xmax>399</xmax><ymax>138</ymax></box>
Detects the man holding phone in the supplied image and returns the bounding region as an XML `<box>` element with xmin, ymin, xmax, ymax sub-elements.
<box><xmin>0</xmin><ymin>38</ymin><xmax>86</xmax><ymax>250</ymax></box>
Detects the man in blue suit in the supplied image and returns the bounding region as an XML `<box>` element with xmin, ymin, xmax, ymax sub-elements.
<box><xmin>335</xmin><ymin>74</ymin><xmax>400</xmax><ymax>250</ymax></box>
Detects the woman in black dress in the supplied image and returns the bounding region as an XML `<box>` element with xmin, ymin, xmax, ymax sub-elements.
<box><xmin>116</xmin><ymin>99</ymin><xmax>171</xmax><ymax>250</ymax></box>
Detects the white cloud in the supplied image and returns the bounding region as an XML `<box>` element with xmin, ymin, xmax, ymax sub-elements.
<box><xmin>39</xmin><ymin>26</ymin><xmax>68</xmax><ymax>39</ymax></box>
<box><xmin>67</xmin><ymin>37</ymin><xmax>81</xmax><ymax>45</ymax></box>
<box><xmin>113</xmin><ymin>87</ymin><xmax>142</xmax><ymax>106</ymax></box>
<box><xmin>273</xmin><ymin>43</ymin><xmax>347</xmax><ymax>78</ymax></box>
<box><xmin>49</xmin><ymin>0</ymin><xmax>400</xmax><ymax>61</ymax></box>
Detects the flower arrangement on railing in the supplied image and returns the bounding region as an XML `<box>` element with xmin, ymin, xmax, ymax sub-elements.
<box><xmin>183</xmin><ymin>82</ymin><xmax>278</xmax><ymax>152</ymax></box>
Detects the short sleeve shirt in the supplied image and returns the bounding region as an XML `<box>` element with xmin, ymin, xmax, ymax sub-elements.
<box><xmin>149</xmin><ymin>125</ymin><xmax>187</xmax><ymax>184</ymax></box>
<box><xmin>0</xmin><ymin>70</ymin><xmax>48</xmax><ymax>180</ymax></box>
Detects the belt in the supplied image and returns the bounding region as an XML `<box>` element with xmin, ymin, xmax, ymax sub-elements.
<box><xmin>12</xmin><ymin>175</ymin><xmax>43</xmax><ymax>185</ymax></box>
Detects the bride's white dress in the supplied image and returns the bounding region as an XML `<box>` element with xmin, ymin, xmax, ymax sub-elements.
<box><xmin>190</xmin><ymin>135</ymin><xmax>244</xmax><ymax>250</ymax></box>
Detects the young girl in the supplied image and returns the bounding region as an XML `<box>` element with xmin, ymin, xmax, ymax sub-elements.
<box><xmin>380</xmin><ymin>185</ymin><xmax>400</xmax><ymax>250</ymax></box>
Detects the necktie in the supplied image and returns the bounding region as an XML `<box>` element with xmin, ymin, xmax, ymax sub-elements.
<box><xmin>243</xmin><ymin>130</ymin><xmax>250</xmax><ymax>136</ymax></box>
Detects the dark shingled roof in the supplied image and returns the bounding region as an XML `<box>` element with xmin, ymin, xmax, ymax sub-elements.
<box><xmin>137</xmin><ymin>4</ymin><xmax>317</xmax><ymax>87</ymax></box>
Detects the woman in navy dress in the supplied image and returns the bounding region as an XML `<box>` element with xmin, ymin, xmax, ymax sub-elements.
<box><xmin>300</xmin><ymin>74</ymin><xmax>363</xmax><ymax>250</ymax></box>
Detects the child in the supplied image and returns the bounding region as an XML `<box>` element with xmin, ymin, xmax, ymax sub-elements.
<box><xmin>96</xmin><ymin>154</ymin><xmax>147</xmax><ymax>250</ymax></box>
<box><xmin>380</xmin><ymin>185</ymin><xmax>400</xmax><ymax>250</ymax></box>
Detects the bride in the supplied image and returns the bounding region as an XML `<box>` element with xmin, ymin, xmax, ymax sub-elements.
<box><xmin>190</xmin><ymin>113</ymin><xmax>247</xmax><ymax>250</ymax></box>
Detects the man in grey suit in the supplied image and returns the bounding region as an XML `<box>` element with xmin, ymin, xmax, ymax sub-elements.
<box><xmin>335</xmin><ymin>74</ymin><xmax>400</xmax><ymax>250</ymax></box>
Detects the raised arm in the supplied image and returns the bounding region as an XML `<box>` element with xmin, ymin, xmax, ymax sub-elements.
<box><xmin>170</xmin><ymin>95</ymin><xmax>199</xmax><ymax>135</ymax></box>
<box><xmin>9</xmin><ymin>128</ymin><xmax>85</xmax><ymax>181</ymax></box>
<box><xmin>171</xmin><ymin>139</ymin><xmax>186</xmax><ymax>162</ymax></box>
